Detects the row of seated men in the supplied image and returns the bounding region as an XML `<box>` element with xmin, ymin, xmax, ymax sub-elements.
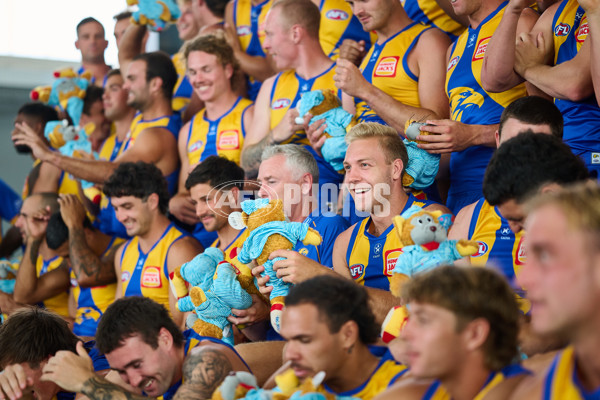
<box><xmin>1</xmin><ymin>176</ymin><xmax>599</xmax><ymax>399</ymax></box>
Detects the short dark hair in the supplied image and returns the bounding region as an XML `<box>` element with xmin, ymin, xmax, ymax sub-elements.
<box><xmin>483</xmin><ymin>132</ymin><xmax>589</xmax><ymax>206</ymax></box>
<box><xmin>499</xmin><ymin>96</ymin><xmax>564</xmax><ymax>140</ymax></box>
<box><xmin>0</xmin><ymin>307</ymin><xmax>79</xmax><ymax>369</ymax></box>
<box><xmin>95</xmin><ymin>297</ymin><xmax>184</xmax><ymax>355</ymax></box>
<box><xmin>18</xmin><ymin>102</ymin><xmax>59</xmax><ymax>128</ymax></box>
<box><xmin>103</xmin><ymin>162</ymin><xmax>170</xmax><ymax>215</ymax></box>
<box><xmin>106</xmin><ymin>68</ymin><xmax>122</xmax><ymax>80</ymax></box>
<box><xmin>185</xmin><ymin>155</ymin><xmax>245</xmax><ymax>191</ymax></box>
<box><xmin>76</xmin><ymin>17</ymin><xmax>104</xmax><ymax>36</ymax></box>
<box><xmin>132</xmin><ymin>52</ymin><xmax>178</xmax><ymax>101</ymax></box>
<box><xmin>205</xmin><ymin>0</ymin><xmax>228</xmax><ymax>18</ymax></box>
<box><xmin>113</xmin><ymin>11</ymin><xmax>133</xmax><ymax>22</ymax></box>
<box><xmin>403</xmin><ymin>266</ymin><xmax>520</xmax><ymax>371</ymax></box>
<box><xmin>285</xmin><ymin>275</ymin><xmax>379</xmax><ymax>345</ymax></box>
<box><xmin>83</xmin><ymin>85</ymin><xmax>104</xmax><ymax>116</ymax></box>
<box><xmin>46</xmin><ymin>211</ymin><xmax>92</xmax><ymax>250</ymax></box>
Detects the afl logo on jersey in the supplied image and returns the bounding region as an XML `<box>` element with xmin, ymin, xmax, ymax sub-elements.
<box><xmin>471</xmin><ymin>241</ymin><xmax>488</xmax><ymax>257</ymax></box>
<box><xmin>272</xmin><ymin>98</ymin><xmax>291</xmax><ymax>109</ymax></box>
<box><xmin>325</xmin><ymin>9</ymin><xmax>349</xmax><ymax>20</ymax></box>
<box><xmin>447</xmin><ymin>56</ymin><xmax>460</xmax><ymax>72</ymax></box>
<box><xmin>576</xmin><ymin>17</ymin><xmax>589</xmax><ymax>43</ymax></box>
<box><xmin>554</xmin><ymin>23</ymin><xmax>571</xmax><ymax>36</ymax></box>
<box><xmin>121</xmin><ymin>271</ymin><xmax>130</xmax><ymax>282</ymax></box>
<box><xmin>237</xmin><ymin>25</ymin><xmax>251</xmax><ymax>36</ymax></box>
<box><xmin>350</xmin><ymin>263</ymin><xmax>365</xmax><ymax>280</ymax></box>
<box><xmin>189</xmin><ymin>140</ymin><xmax>204</xmax><ymax>152</ymax></box>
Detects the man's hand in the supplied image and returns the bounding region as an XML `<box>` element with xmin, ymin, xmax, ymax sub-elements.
<box><xmin>271</xmin><ymin>108</ymin><xmax>304</xmax><ymax>144</ymax></box>
<box><xmin>338</xmin><ymin>39</ymin><xmax>367</xmax><ymax>66</ymax></box>
<box><xmin>228</xmin><ymin>294</ymin><xmax>270</xmax><ymax>325</ymax></box>
<box><xmin>270</xmin><ymin>249</ymin><xmax>329</xmax><ymax>284</ymax></box>
<box><xmin>58</xmin><ymin>195</ymin><xmax>87</xmax><ymax>229</ymax></box>
<box><xmin>305</xmin><ymin>116</ymin><xmax>327</xmax><ymax>158</ymax></box>
<box><xmin>334</xmin><ymin>58</ymin><xmax>370</xmax><ymax>98</ymax></box>
<box><xmin>515</xmin><ymin>32</ymin><xmax>547</xmax><ymax>76</ymax></box>
<box><xmin>12</xmin><ymin>122</ymin><xmax>53</xmax><ymax>163</ymax></box>
<box><xmin>251</xmin><ymin>263</ymin><xmax>273</xmax><ymax>296</ymax></box>
<box><xmin>416</xmin><ymin>120</ymin><xmax>479</xmax><ymax>153</ymax></box>
<box><xmin>169</xmin><ymin>193</ymin><xmax>199</xmax><ymax>226</ymax></box>
<box><xmin>41</xmin><ymin>341</ymin><xmax>95</xmax><ymax>393</ymax></box>
<box><xmin>0</xmin><ymin>364</ymin><xmax>33</xmax><ymax>400</ymax></box>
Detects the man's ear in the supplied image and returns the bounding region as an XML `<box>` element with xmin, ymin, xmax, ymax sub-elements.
<box><xmin>149</xmin><ymin>76</ymin><xmax>164</xmax><ymax>96</ymax></box>
<box><xmin>75</xmin><ymin>39</ymin><xmax>80</xmax><ymax>50</ymax></box>
<box><xmin>462</xmin><ymin>318</ymin><xmax>490</xmax><ymax>352</ymax></box>
<box><xmin>539</xmin><ymin>182</ymin><xmax>562</xmax><ymax>195</ymax></box>
<box><xmin>158</xmin><ymin>327</ymin><xmax>174</xmax><ymax>349</ymax></box>
<box><xmin>300</xmin><ymin>172</ymin><xmax>313</xmax><ymax>195</ymax></box>
<box><xmin>392</xmin><ymin>158</ymin><xmax>404</xmax><ymax>181</ymax></box>
<box><xmin>290</xmin><ymin>24</ymin><xmax>302</xmax><ymax>44</ymax></box>
<box><xmin>146</xmin><ymin>193</ymin><xmax>160</xmax><ymax>210</ymax></box>
<box><xmin>339</xmin><ymin>320</ymin><xmax>359</xmax><ymax>351</ymax></box>
<box><xmin>494</xmin><ymin>130</ymin><xmax>500</xmax><ymax>148</ymax></box>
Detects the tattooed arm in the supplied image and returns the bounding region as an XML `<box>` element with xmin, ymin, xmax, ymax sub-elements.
<box><xmin>174</xmin><ymin>346</ymin><xmax>234</xmax><ymax>399</ymax></box>
<box><xmin>59</xmin><ymin>195</ymin><xmax>117</xmax><ymax>287</ymax></box>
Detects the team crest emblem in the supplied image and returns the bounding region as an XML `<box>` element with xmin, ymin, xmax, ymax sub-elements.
<box><xmin>449</xmin><ymin>87</ymin><xmax>485</xmax><ymax>122</ymax></box>
<box><xmin>299</xmin><ymin>248</ymin><xmax>309</xmax><ymax>256</ymax></box>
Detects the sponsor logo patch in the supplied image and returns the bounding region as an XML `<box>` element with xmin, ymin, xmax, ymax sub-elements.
<box><xmin>325</xmin><ymin>9</ymin><xmax>349</xmax><ymax>20</ymax></box>
<box><xmin>350</xmin><ymin>263</ymin><xmax>365</xmax><ymax>280</ymax></box>
<box><xmin>271</xmin><ymin>98</ymin><xmax>291</xmax><ymax>109</ymax></box>
<box><xmin>592</xmin><ymin>152</ymin><xmax>600</xmax><ymax>164</ymax></box>
<box><xmin>384</xmin><ymin>249</ymin><xmax>403</xmax><ymax>276</ymax></box>
<box><xmin>554</xmin><ymin>23</ymin><xmax>571</xmax><ymax>36</ymax></box>
<box><xmin>237</xmin><ymin>25</ymin><xmax>251</xmax><ymax>36</ymax></box>
<box><xmin>141</xmin><ymin>266</ymin><xmax>162</xmax><ymax>288</ymax></box>
<box><xmin>471</xmin><ymin>241</ymin><xmax>489</xmax><ymax>257</ymax></box>
<box><xmin>515</xmin><ymin>237</ymin><xmax>527</xmax><ymax>265</ymax></box>
<box><xmin>577</xmin><ymin>18</ymin><xmax>589</xmax><ymax>43</ymax></box>
<box><xmin>218</xmin><ymin>130</ymin><xmax>240</xmax><ymax>150</ymax></box>
<box><xmin>374</xmin><ymin>56</ymin><xmax>399</xmax><ymax>77</ymax></box>
<box><xmin>472</xmin><ymin>36</ymin><xmax>491</xmax><ymax>61</ymax></box>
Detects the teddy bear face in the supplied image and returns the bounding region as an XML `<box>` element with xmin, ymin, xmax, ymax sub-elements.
<box><xmin>402</xmin><ymin>211</ymin><xmax>447</xmax><ymax>245</ymax></box>
<box><xmin>244</xmin><ymin>199</ymin><xmax>285</xmax><ymax>231</ymax></box>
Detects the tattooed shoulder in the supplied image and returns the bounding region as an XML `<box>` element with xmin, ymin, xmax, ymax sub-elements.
<box><xmin>175</xmin><ymin>346</ymin><xmax>233</xmax><ymax>399</ymax></box>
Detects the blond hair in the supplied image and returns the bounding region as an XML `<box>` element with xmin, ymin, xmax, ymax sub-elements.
<box><xmin>346</xmin><ymin>122</ymin><xmax>408</xmax><ymax>167</ymax></box>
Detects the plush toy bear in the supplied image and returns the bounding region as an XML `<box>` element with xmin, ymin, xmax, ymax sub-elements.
<box><xmin>211</xmin><ymin>370</ymin><xmax>358</xmax><ymax>400</ymax></box>
<box><xmin>170</xmin><ymin>247</ymin><xmax>253</xmax><ymax>346</ymax></box>
<box><xmin>228</xmin><ymin>198</ymin><xmax>322</xmax><ymax>333</ymax></box>
<box><xmin>294</xmin><ymin>90</ymin><xmax>356</xmax><ymax>172</ymax></box>
<box><xmin>388</xmin><ymin>205</ymin><xmax>479</xmax><ymax>297</ymax></box>
<box><xmin>0</xmin><ymin>259</ymin><xmax>17</xmax><ymax>295</ymax></box>
<box><xmin>400</xmin><ymin>120</ymin><xmax>442</xmax><ymax>191</ymax></box>
<box><xmin>127</xmin><ymin>0</ymin><xmax>181</xmax><ymax>32</ymax></box>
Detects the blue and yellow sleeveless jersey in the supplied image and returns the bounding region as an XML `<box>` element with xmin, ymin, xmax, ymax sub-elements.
<box><xmin>423</xmin><ymin>364</ymin><xmax>530</xmax><ymax>399</ymax></box>
<box><xmin>119</xmin><ymin>223</ymin><xmax>188</xmax><ymax>314</ymax></box>
<box><xmin>98</xmin><ymin>131</ymin><xmax>127</xmax><ymax>162</ymax></box>
<box><xmin>209</xmin><ymin>229</ymin><xmax>249</xmax><ymax>263</ymax></box>
<box><xmin>36</xmin><ymin>255</ymin><xmax>70</xmax><ymax>319</ymax></box>
<box><xmin>318</xmin><ymin>0</ymin><xmax>373</xmax><ymax>60</ymax></box>
<box><xmin>355</xmin><ymin>22</ymin><xmax>430</xmax><ymax>125</ymax></box>
<box><xmin>445</xmin><ymin>1</ymin><xmax>526</xmax><ymax>213</ymax></box>
<box><xmin>552</xmin><ymin>0</ymin><xmax>600</xmax><ymax>173</ymax></box>
<box><xmin>233</xmin><ymin>0</ymin><xmax>271</xmax><ymax>100</ymax></box>
<box><xmin>467</xmin><ymin>198</ymin><xmax>529</xmax><ymax>314</ymax></box>
<box><xmin>542</xmin><ymin>346</ymin><xmax>600</xmax><ymax>399</ymax></box>
<box><xmin>269</xmin><ymin>65</ymin><xmax>344</xmax><ymax>187</ymax></box>
<box><xmin>186</xmin><ymin>97</ymin><xmax>253</xmax><ymax>166</ymax></box>
<box><xmin>346</xmin><ymin>194</ymin><xmax>437</xmax><ymax>290</ymax></box>
<box><xmin>172</xmin><ymin>52</ymin><xmax>194</xmax><ymax>113</ymax></box>
<box><xmin>323</xmin><ymin>356</ymin><xmax>408</xmax><ymax>399</ymax></box>
<box><xmin>295</xmin><ymin>211</ymin><xmax>350</xmax><ymax>268</ymax></box>
<box><xmin>71</xmin><ymin>236</ymin><xmax>124</xmax><ymax>337</ymax></box>
<box><xmin>123</xmin><ymin>112</ymin><xmax>182</xmax><ymax>195</ymax></box>
<box><xmin>158</xmin><ymin>329</ymin><xmax>250</xmax><ymax>399</ymax></box>
<box><xmin>402</xmin><ymin>0</ymin><xmax>465</xmax><ymax>42</ymax></box>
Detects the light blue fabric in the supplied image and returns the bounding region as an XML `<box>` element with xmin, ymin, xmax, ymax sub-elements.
<box><xmin>311</xmin><ymin>108</ymin><xmax>353</xmax><ymax>137</ymax></box>
<box><xmin>321</xmin><ymin>135</ymin><xmax>348</xmax><ymax>172</ymax></box>
<box><xmin>48</xmin><ymin>77</ymin><xmax>89</xmax><ymax>126</ymax></box>
<box><xmin>403</xmin><ymin>140</ymin><xmax>440</xmax><ymax>190</ymax></box>
<box><xmin>178</xmin><ymin>247</ymin><xmax>224</xmax><ymax>287</ymax></box>
<box><xmin>132</xmin><ymin>0</ymin><xmax>181</xmax><ymax>31</ymax></box>
<box><xmin>241</xmin><ymin>198</ymin><xmax>270</xmax><ymax>215</ymax></box>
<box><xmin>438</xmin><ymin>214</ymin><xmax>453</xmax><ymax>231</ymax></box>
<box><xmin>392</xmin><ymin>240</ymin><xmax>463</xmax><ymax>277</ymax></box>
<box><xmin>297</xmin><ymin>90</ymin><xmax>325</xmax><ymax>118</ymax></box>
<box><xmin>400</xmin><ymin>205</ymin><xmax>425</xmax><ymax>220</ymax></box>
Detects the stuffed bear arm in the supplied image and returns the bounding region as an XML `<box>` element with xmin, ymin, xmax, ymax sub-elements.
<box><xmin>212</xmin><ymin>262</ymin><xmax>253</xmax><ymax>310</ymax></box>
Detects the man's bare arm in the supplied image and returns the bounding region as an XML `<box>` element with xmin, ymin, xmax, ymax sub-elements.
<box><xmin>173</xmin><ymin>347</ymin><xmax>234</xmax><ymax>399</ymax></box>
<box><xmin>69</xmin><ymin>228</ymin><xmax>118</xmax><ymax>287</ymax></box>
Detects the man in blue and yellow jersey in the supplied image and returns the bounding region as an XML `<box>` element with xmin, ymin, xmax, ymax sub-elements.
<box><xmin>12</xmin><ymin>193</ymin><xmax>71</xmax><ymax>322</ymax></box>
<box><xmin>277</xmin><ymin>276</ymin><xmax>407</xmax><ymax>399</ymax></box>
<box><xmin>14</xmin><ymin>52</ymin><xmax>182</xmax><ymax>199</ymax></box>
<box><xmin>376</xmin><ymin>266</ymin><xmax>528</xmax><ymax>400</ymax></box>
<box><xmin>75</xmin><ymin>17</ymin><xmax>110</xmax><ymax>87</ymax></box>
<box><xmin>44</xmin><ymin>194</ymin><xmax>123</xmax><ymax>339</ymax></box>
<box><xmin>169</xmin><ymin>35</ymin><xmax>253</xmax><ymax>245</ymax></box>
<box><xmin>241</xmin><ymin>0</ymin><xmax>343</xmax><ymax>192</ymax></box>
<box><xmin>506</xmin><ymin>183</ymin><xmax>600</xmax><ymax>398</ymax></box>
<box><xmin>333</xmin><ymin>0</ymin><xmax>450</xmax><ymax>134</ymax></box>
<box><xmin>0</xmin><ymin>308</ymin><xmax>109</xmax><ymax>400</ymax></box>
<box><xmin>450</xmin><ymin>96</ymin><xmax>563</xmax><ymax>282</ymax></box>
<box><xmin>104</xmin><ymin>162</ymin><xmax>203</xmax><ymax>328</ymax></box>
<box><xmin>415</xmin><ymin>0</ymin><xmax>537</xmax><ymax>214</ymax></box>
<box><xmin>482</xmin><ymin>0</ymin><xmax>600</xmax><ymax>180</ymax></box>
<box><xmin>41</xmin><ymin>296</ymin><xmax>251</xmax><ymax>399</ymax></box>
<box><xmin>331</xmin><ymin>123</ymin><xmax>449</xmax><ymax>322</ymax></box>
